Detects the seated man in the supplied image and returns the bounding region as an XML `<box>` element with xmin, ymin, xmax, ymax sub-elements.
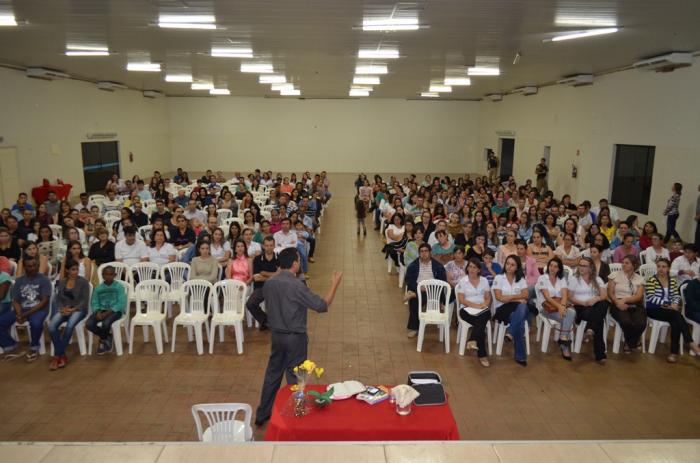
<box><xmin>11</xmin><ymin>192</ymin><xmax>35</xmax><ymax>221</ymax></box>
<box><xmin>115</xmin><ymin>226</ymin><xmax>149</xmax><ymax>266</ymax></box>
<box><xmin>273</xmin><ymin>218</ymin><xmax>298</xmax><ymax>254</ymax></box>
<box><xmin>0</xmin><ymin>258</ymin><xmax>51</xmax><ymax>361</ymax></box>
<box><xmin>671</xmin><ymin>243</ymin><xmax>699</xmax><ymax>283</ymax></box>
<box><xmin>86</xmin><ymin>266</ymin><xmax>127</xmax><ymax>355</ymax></box>
<box><xmin>404</xmin><ymin>243</ymin><xmax>447</xmax><ymax>338</ymax></box>
<box><xmin>245</xmin><ymin>236</ymin><xmax>279</xmax><ymax>330</ymax></box>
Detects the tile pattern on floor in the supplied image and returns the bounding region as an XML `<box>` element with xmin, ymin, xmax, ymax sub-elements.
<box><xmin>0</xmin><ymin>174</ymin><xmax>699</xmax><ymax>443</ymax></box>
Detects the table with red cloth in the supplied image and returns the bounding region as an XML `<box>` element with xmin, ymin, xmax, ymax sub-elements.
<box><xmin>264</xmin><ymin>385</ymin><xmax>460</xmax><ymax>441</ymax></box>
<box><xmin>31</xmin><ymin>183</ymin><xmax>73</xmax><ymax>205</ymax></box>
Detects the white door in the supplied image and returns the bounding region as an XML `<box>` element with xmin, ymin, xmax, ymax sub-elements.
<box><xmin>0</xmin><ymin>147</ymin><xmax>20</xmax><ymax>208</ymax></box>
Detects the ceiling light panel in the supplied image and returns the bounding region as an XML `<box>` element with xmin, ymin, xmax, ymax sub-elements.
<box><xmin>421</xmin><ymin>92</ymin><xmax>439</xmax><ymax>97</ymax></box>
<box><xmin>362</xmin><ymin>17</ymin><xmax>419</xmax><ymax>31</ymax></box>
<box><xmin>358</xmin><ymin>49</ymin><xmax>399</xmax><ymax>59</ymax></box>
<box><xmin>280</xmin><ymin>88</ymin><xmax>301</xmax><ymax>96</ymax></box>
<box><xmin>127</xmin><ymin>62</ymin><xmax>161</xmax><ymax>72</ymax></box>
<box><xmin>550</xmin><ymin>28</ymin><xmax>619</xmax><ymax>42</ymax></box>
<box><xmin>349</xmin><ymin>89</ymin><xmax>370</xmax><ymax>96</ymax></box>
<box><xmin>259</xmin><ymin>74</ymin><xmax>286</xmax><ymax>83</ymax></box>
<box><xmin>0</xmin><ymin>13</ymin><xmax>17</xmax><ymax>26</ymax></box>
<box><xmin>271</xmin><ymin>83</ymin><xmax>294</xmax><ymax>91</ymax></box>
<box><xmin>210</xmin><ymin>88</ymin><xmax>230</xmax><ymax>95</ymax></box>
<box><xmin>241</xmin><ymin>62</ymin><xmax>274</xmax><ymax>73</ymax></box>
<box><xmin>165</xmin><ymin>74</ymin><xmax>193</xmax><ymax>82</ymax></box>
<box><xmin>467</xmin><ymin>67</ymin><xmax>500</xmax><ymax>76</ymax></box>
<box><xmin>211</xmin><ymin>47</ymin><xmax>254</xmax><ymax>58</ymax></box>
<box><xmin>191</xmin><ymin>82</ymin><xmax>214</xmax><ymax>90</ymax></box>
<box><xmin>429</xmin><ymin>84</ymin><xmax>452</xmax><ymax>92</ymax></box>
<box><xmin>444</xmin><ymin>77</ymin><xmax>471</xmax><ymax>86</ymax></box>
<box><xmin>353</xmin><ymin>76</ymin><xmax>381</xmax><ymax>85</ymax></box>
<box><xmin>355</xmin><ymin>64</ymin><xmax>388</xmax><ymax>74</ymax></box>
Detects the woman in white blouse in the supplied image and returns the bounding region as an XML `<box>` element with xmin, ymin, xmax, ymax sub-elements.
<box><xmin>146</xmin><ymin>229</ymin><xmax>176</xmax><ymax>266</ymax></box>
<box><xmin>210</xmin><ymin>228</ymin><xmax>232</xmax><ymax>266</ymax></box>
<box><xmin>608</xmin><ymin>255</ymin><xmax>646</xmax><ymax>353</ymax></box>
<box><xmin>536</xmin><ymin>257</ymin><xmax>575</xmax><ymax>361</ymax></box>
<box><xmin>554</xmin><ymin>232</ymin><xmax>581</xmax><ymax>268</ymax></box>
<box><xmin>456</xmin><ymin>258</ymin><xmax>492</xmax><ymax>367</ymax></box>
<box><xmin>493</xmin><ymin>255</ymin><xmax>530</xmax><ymax>366</ymax></box>
<box><xmin>568</xmin><ymin>257</ymin><xmax>609</xmax><ymax>364</ymax></box>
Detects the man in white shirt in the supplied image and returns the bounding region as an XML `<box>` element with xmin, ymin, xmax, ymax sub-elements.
<box><xmin>74</xmin><ymin>193</ymin><xmax>94</xmax><ymax>212</ymax></box>
<box><xmin>591</xmin><ymin>198</ymin><xmax>620</xmax><ymax>225</ymax></box>
<box><xmin>428</xmin><ymin>220</ymin><xmax>454</xmax><ymax>246</ymax></box>
<box><xmin>183</xmin><ymin>200</ymin><xmax>206</xmax><ymax>224</ymax></box>
<box><xmin>671</xmin><ymin>244</ymin><xmax>699</xmax><ymax>283</ymax></box>
<box><xmin>273</xmin><ymin>218</ymin><xmax>298</xmax><ymax>253</ymax></box>
<box><xmin>115</xmin><ymin>227</ymin><xmax>149</xmax><ymax>266</ymax></box>
<box><xmin>101</xmin><ymin>190</ymin><xmax>122</xmax><ymax>214</ymax></box>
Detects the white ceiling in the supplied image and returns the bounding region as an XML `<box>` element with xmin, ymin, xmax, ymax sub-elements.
<box><xmin>0</xmin><ymin>0</ymin><xmax>699</xmax><ymax>99</ymax></box>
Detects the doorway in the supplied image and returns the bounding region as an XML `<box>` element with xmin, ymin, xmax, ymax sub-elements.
<box><xmin>0</xmin><ymin>147</ymin><xmax>20</xmax><ymax>208</ymax></box>
<box><xmin>82</xmin><ymin>141</ymin><xmax>120</xmax><ymax>193</ymax></box>
<box><xmin>499</xmin><ymin>138</ymin><xmax>515</xmax><ymax>180</ymax></box>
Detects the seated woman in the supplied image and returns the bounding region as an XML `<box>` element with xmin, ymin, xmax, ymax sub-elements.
<box><xmin>608</xmin><ymin>255</ymin><xmax>646</xmax><ymax>353</ymax></box>
<box><xmin>146</xmin><ymin>230</ymin><xmax>177</xmax><ymax>267</ymax></box>
<box><xmin>480</xmin><ymin>248</ymin><xmax>501</xmax><ymax>285</ymax></box>
<box><xmin>554</xmin><ymin>232</ymin><xmax>581</xmax><ymax>269</ymax></box>
<box><xmin>445</xmin><ymin>247</ymin><xmax>468</xmax><ymax>297</ymax></box>
<box><xmin>47</xmin><ymin>259</ymin><xmax>89</xmax><ymax>370</ymax></box>
<box><xmin>431</xmin><ymin>230</ymin><xmax>455</xmax><ymax>266</ymax></box>
<box><xmin>60</xmin><ymin>240</ymin><xmax>92</xmax><ymax>280</ymax></box>
<box><xmin>403</xmin><ymin>226</ymin><xmax>424</xmax><ymax>268</ymax></box>
<box><xmin>645</xmin><ymin>258</ymin><xmax>700</xmax><ymax>362</ymax></box>
<box><xmin>493</xmin><ymin>255</ymin><xmax>530</xmax><ymax>366</ymax></box>
<box><xmin>384</xmin><ymin>213</ymin><xmax>406</xmax><ymax>267</ymax></box>
<box><xmin>190</xmin><ymin>241</ymin><xmax>220</xmax><ymax>284</ymax></box>
<box><xmin>589</xmin><ymin>244</ymin><xmax>611</xmax><ymax>283</ymax></box>
<box><xmin>496</xmin><ymin>229</ymin><xmax>518</xmax><ymax>267</ymax></box>
<box><xmin>644</xmin><ymin>233</ymin><xmax>669</xmax><ymax>263</ymax></box>
<box><xmin>16</xmin><ymin>241</ymin><xmax>50</xmax><ymax>277</ymax></box>
<box><xmin>536</xmin><ymin>257</ymin><xmax>575</xmax><ymax>360</ymax></box>
<box><xmin>466</xmin><ymin>232</ymin><xmax>487</xmax><ymax>261</ymax></box>
<box><xmin>528</xmin><ymin>229</ymin><xmax>553</xmax><ymax>272</ymax></box>
<box><xmin>456</xmin><ymin>258</ymin><xmax>492</xmax><ymax>367</ymax></box>
<box><xmin>568</xmin><ymin>257</ymin><xmax>608</xmax><ymax>364</ymax></box>
<box><xmin>226</xmin><ymin>239</ymin><xmax>253</xmax><ymax>286</ymax></box>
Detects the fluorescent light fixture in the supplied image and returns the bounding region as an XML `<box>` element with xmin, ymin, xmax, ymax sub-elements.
<box><xmin>0</xmin><ymin>14</ymin><xmax>17</xmax><ymax>26</ymax></box>
<box><xmin>271</xmin><ymin>83</ymin><xmax>295</xmax><ymax>91</ymax></box>
<box><xmin>259</xmin><ymin>74</ymin><xmax>286</xmax><ymax>84</ymax></box>
<box><xmin>165</xmin><ymin>74</ymin><xmax>193</xmax><ymax>83</ymax></box>
<box><xmin>66</xmin><ymin>50</ymin><xmax>110</xmax><ymax>56</ymax></box>
<box><xmin>550</xmin><ymin>27</ymin><xmax>618</xmax><ymax>42</ymax></box>
<box><xmin>66</xmin><ymin>44</ymin><xmax>108</xmax><ymax>51</ymax></box>
<box><xmin>349</xmin><ymin>89</ymin><xmax>370</xmax><ymax>97</ymax></box>
<box><xmin>210</xmin><ymin>88</ymin><xmax>230</xmax><ymax>95</ymax></box>
<box><xmin>351</xmin><ymin>85</ymin><xmax>374</xmax><ymax>92</ymax></box>
<box><xmin>355</xmin><ymin>64</ymin><xmax>388</xmax><ymax>74</ymax></box>
<box><xmin>280</xmin><ymin>88</ymin><xmax>301</xmax><ymax>96</ymax></box>
<box><xmin>158</xmin><ymin>14</ymin><xmax>216</xmax><ymax>29</ymax></box>
<box><xmin>127</xmin><ymin>62</ymin><xmax>161</xmax><ymax>72</ymax></box>
<box><xmin>468</xmin><ymin>67</ymin><xmax>500</xmax><ymax>76</ymax></box>
<box><xmin>421</xmin><ymin>92</ymin><xmax>439</xmax><ymax>97</ymax></box>
<box><xmin>429</xmin><ymin>84</ymin><xmax>452</xmax><ymax>93</ymax></box>
<box><xmin>444</xmin><ymin>77</ymin><xmax>471</xmax><ymax>86</ymax></box>
<box><xmin>240</xmin><ymin>62</ymin><xmax>274</xmax><ymax>73</ymax></box>
<box><xmin>191</xmin><ymin>82</ymin><xmax>214</xmax><ymax>90</ymax></box>
<box><xmin>358</xmin><ymin>49</ymin><xmax>399</xmax><ymax>59</ymax></box>
<box><xmin>353</xmin><ymin>76</ymin><xmax>380</xmax><ymax>85</ymax></box>
<box><xmin>362</xmin><ymin>17</ymin><xmax>419</xmax><ymax>31</ymax></box>
<box><xmin>555</xmin><ymin>16</ymin><xmax>617</xmax><ymax>27</ymax></box>
<box><xmin>211</xmin><ymin>47</ymin><xmax>254</xmax><ymax>58</ymax></box>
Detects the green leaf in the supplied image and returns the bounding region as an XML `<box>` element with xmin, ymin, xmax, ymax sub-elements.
<box><xmin>308</xmin><ymin>390</ymin><xmax>322</xmax><ymax>399</ymax></box>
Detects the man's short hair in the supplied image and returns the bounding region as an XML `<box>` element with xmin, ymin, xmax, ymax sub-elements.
<box><xmin>684</xmin><ymin>243</ymin><xmax>698</xmax><ymax>253</ymax></box>
<box><xmin>418</xmin><ymin>242</ymin><xmax>432</xmax><ymax>252</ymax></box>
<box><xmin>123</xmin><ymin>226</ymin><xmax>137</xmax><ymax>236</ymax></box>
<box><xmin>623</xmin><ymin>232</ymin><xmax>635</xmax><ymax>240</ymax></box>
<box><xmin>278</xmin><ymin>247</ymin><xmax>299</xmax><ymax>269</ymax></box>
<box><xmin>281</xmin><ymin>217</ymin><xmax>291</xmax><ymax>224</ymax></box>
<box><xmin>263</xmin><ymin>236</ymin><xmax>275</xmax><ymax>244</ymax></box>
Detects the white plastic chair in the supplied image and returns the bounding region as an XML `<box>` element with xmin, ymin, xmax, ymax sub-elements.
<box><xmin>416</xmin><ymin>279</ymin><xmax>451</xmax><ymax>353</ymax></box>
<box><xmin>638</xmin><ymin>263</ymin><xmax>656</xmax><ymax>280</ymax></box>
<box><xmin>129</xmin><ymin>280</ymin><xmax>169</xmax><ymax>354</ymax></box>
<box><xmin>143</xmin><ymin>199</ymin><xmax>156</xmax><ymax>210</ymax></box>
<box><xmin>89</xmin><ymin>194</ymin><xmax>106</xmax><ymax>204</ymax></box>
<box><xmin>7</xmin><ymin>260</ymin><xmax>17</xmax><ymax>278</ymax></box>
<box><xmin>97</xmin><ymin>262</ymin><xmax>131</xmax><ymax>284</ymax></box>
<box><xmin>104</xmin><ymin>210</ymin><xmax>121</xmax><ymax>221</ymax></box>
<box><xmin>223</xmin><ymin>217</ymin><xmax>245</xmax><ymax>230</ymax></box>
<box><xmin>609</xmin><ymin>263</ymin><xmax>623</xmax><ymax>274</ymax></box>
<box><xmin>217</xmin><ymin>209</ymin><xmax>232</xmax><ymax>225</ymax></box>
<box><xmin>457</xmin><ymin>305</ymin><xmax>493</xmax><ymax>356</ymax></box>
<box><xmin>639</xmin><ymin>249</ymin><xmax>650</xmax><ymax>264</ymax></box>
<box><xmin>191</xmin><ymin>403</ymin><xmax>253</xmax><ymax>442</ymax></box>
<box><xmin>172</xmin><ymin>280</ymin><xmax>212</xmax><ymax>355</ymax></box>
<box><xmin>87</xmin><ymin>280</ymin><xmax>130</xmax><ymax>356</ymax></box>
<box><xmin>533</xmin><ymin>286</ymin><xmax>572</xmax><ymax>353</ymax></box>
<box><xmin>492</xmin><ymin>290</ymin><xmax>531</xmax><ymax>356</ymax></box>
<box><xmin>609</xmin><ymin>313</ymin><xmax>647</xmax><ymax>354</ymax></box>
<box><xmin>48</xmin><ymin>224</ymin><xmax>63</xmax><ymax>240</ymax></box>
<box><xmin>49</xmin><ymin>282</ymin><xmax>92</xmax><ymax>356</ymax></box>
<box><xmin>162</xmin><ymin>262</ymin><xmax>190</xmax><ymax>318</ymax></box>
<box><xmin>209</xmin><ymin>280</ymin><xmax>246</xmax><ymax>354</ymax></box>
<box><xmin>138</xmin><ymin>225</ymin><xmax>153</xmax><ymax>243</ymax></box>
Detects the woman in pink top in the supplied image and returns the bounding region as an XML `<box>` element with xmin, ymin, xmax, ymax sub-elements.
<box><xmin>515</xmin><ymin>239</ymin><xmax>540</xmax><ymax>287</ymax></box>
<box><xmin>225</xmin><ymin>239</ymin><xmax>252</xmax><ymax>284</ymax></box>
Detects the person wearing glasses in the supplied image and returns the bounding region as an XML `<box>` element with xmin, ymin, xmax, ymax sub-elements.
<box><xmin>567</xmin><ymin>257</ymin><xmax>609</xmax><ymax>364</ymax></box>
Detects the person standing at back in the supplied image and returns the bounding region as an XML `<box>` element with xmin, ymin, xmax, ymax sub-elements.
<box><xmin>662</xmin><ymin>182</ymin><xmax>682</xmax><ymax>244</ymax></box>
<box><xmin>255</xmin><ymin>248</ymin><xmax>342</xmax><ymax>426</ymax></box>
<box><xmin>487</xmin><ymin>150</ymin><xmax>499</xmax><ymax>183</ymax></box>
<box><xmin>535</xmin><ymin>158</ymin><xmax>549</xmax><ymax>194</ymax></box>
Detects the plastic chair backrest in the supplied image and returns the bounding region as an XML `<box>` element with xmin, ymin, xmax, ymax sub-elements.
<box><xmin>638</xmin><ymin>263</ymin><xmax>656</xmax><ymax>280</ymax></box>
<box><xmin>217</xmin><ymin>209</ymin><xmax>232</xmax><ymax>224</ymax></box>
<box><xmin>97</xmin><ymin>262</ymin><xmax>131</xmax><ymax>284</ymax></box>
<box><xmin>132</xmin><ymin>262</ymin><xmax>160</xmax><ymax>283</ymax></box>
<box><xmin>213</xmin><ymin>280</ymin><xmax>246</xmax><ymax>317</ymax></box>
<box><xmin>49</xmin><ymin>224</ymin><xmax>63</xmax><ymax>240</ymax></box>
<box><xmin>138</xmin><ymin>225</ymin><xmax>153</xmax><ymax>242</ymax></box>
<box><xmin>182</xmin><ymin>280</ymin><xmax>213</xmax><ymax>315</ymax></box>
<box><xmin>223</xmin><ymin>217</ymin><xmax>244</xmax><ymax>229</ymax></box>
<box><xmin>134</xmin><ymin>279</ymin><xmax>168</xmax><ymax>315</ymax></box>
<box><xmin>8</xmin><ymin>260</ymin><xmax>17</xmax><ymax>278</ymax></box>
<box><xmin>191</xmin><ymin>403</ymin><xmax>252</xmax><ymax>443</ymax></box>
<box><xmin>609</xmin><ymin>263</ymin><xmax>623</xmax><ymax>274</ymax></box>
<box><xmin>162</xmin><ymin>262</ymin><xmax>190</xmax><ymax>291</ymax></box>
<box><xmin>639</xmin><ymin>249</ymin><xmax>649</xmax><ymax>265</ymax></box>
<box><xmin>417</xmin><ymin>279</ymin><xmax>450</xmax><ymax>314</ymax></box>
<box><xmin>104</xmin><ymin>210</ymin><xmax>121</xmax><ymax>221</ymax></box>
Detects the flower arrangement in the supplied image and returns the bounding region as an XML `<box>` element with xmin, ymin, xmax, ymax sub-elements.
<box><xmin>290</xmin><ymin>360</ymin><xmax>328</xmax><ymax>416</ymax></box>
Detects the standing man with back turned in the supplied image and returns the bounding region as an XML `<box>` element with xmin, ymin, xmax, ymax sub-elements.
<box><xmin>255</xmin><ymin>247</ymin><xmax>343</xmax><ymax>426</ymax></box>
<box><xmin>535</xmin><ymin>157</ymin><xmax>549</xmax><ymax>194</ymax></box>
<box><xmin>487</xmin><ymin>150</ymin><xmax>499</xmax><ymax>184</ymax></box>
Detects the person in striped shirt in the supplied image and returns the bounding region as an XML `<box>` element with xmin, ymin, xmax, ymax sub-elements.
<box><xmin>662</xmin><ymin>183</ymin><xmax>682</xmax><ymax>243</ymax></box>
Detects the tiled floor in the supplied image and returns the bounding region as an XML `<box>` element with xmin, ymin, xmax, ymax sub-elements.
<box><xmin>0</xmin><ymin>173</ymin><xmax>699</xmax><ymax>442</ymax></box>
<box><xmin>2</xmin><ymin>441</ymin><xmax>700</xmax><ymax>463</ymax></box>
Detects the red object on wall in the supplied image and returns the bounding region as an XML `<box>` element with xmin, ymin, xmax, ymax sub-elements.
<box><xmin>31</xmin><ymin>183</ymin><xmax>73</xmax><ymax>205</ymax></box>
<box><xmin>264</xmin><ymin>385</ymin><xmax>460</xmax><ymax>441</ymax></box>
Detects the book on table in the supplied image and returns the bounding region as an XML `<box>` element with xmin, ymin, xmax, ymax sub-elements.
<box><xmin>326</xmin><ymin>380</ymin><xmax>365</xmax><ymax>399</ymax></box>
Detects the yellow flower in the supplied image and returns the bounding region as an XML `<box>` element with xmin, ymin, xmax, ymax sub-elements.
<box><xmin>290</xmin><ymin>384</ymin><xmax>300</xmax><ymax>392</ymax></box>
<box><xmin>315</xmin><ymin>367</ymin><xmax>324</xmax><ymax>378</ymax></box>
<box><xmin>293</xmin><ymin>366</ymin><xmax>299</xmax><ymax>374</ymax></box>
<box><xmin>301</xmin><ymin>360</ymin><xmax>315</xmax><ymax>372</ymax></box>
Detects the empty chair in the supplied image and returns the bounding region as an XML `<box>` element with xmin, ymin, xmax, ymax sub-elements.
<box><xmin>191</xmin><ymin>403</ymin><xmax>253</xmax><ymax>442</ymax></box>
<box><xmin>128</xmin><ymin>280</ymin><xmax>169</xmax><ymax>354</ymax></box>
<box><xmin>216</xmin><ymin>209</ymin><xmax>232</xmax><ymax>224</ymax></box>
<box><xmin>416</xmin><ymin>279</ymin><xmax>451</xmax><ymax>353</ymax></box>
<box><xmin>172</xmin><ymin>280</ymin><xmax>212</xmax><ymax>355</ymax></box>
<box><xmin>209</xmin><ymin>280</ymin><xmax>246</xmax><ymax>354</ymax></box>
<box><xmin>162</xmin><ymin>262</ymin><xmax>190</xmax><ymax>318</ymax></box>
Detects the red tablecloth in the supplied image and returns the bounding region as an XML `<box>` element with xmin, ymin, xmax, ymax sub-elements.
<box><xmin>264</xmin><ymin>385</ymin><xmax>460</xmax><ymax>441</ymax></box>
<box><xmin>31</xmin><ymin>184</ymin><xmax>73</xmax><ymax>204</ymax></box>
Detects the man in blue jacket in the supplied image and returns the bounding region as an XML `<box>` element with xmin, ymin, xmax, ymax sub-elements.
<box><xmin>404</xmin><ymin>242</ymin><xmax>447</xmax><ymax>338</ymax></box>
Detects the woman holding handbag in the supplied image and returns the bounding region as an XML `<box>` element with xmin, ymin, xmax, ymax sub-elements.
<box><xmin>536</xmin><ymin>257</ymin><xmax>575</xmax><ymax>360</ymax></box>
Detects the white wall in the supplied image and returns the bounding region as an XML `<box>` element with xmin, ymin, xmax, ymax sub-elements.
<box><xmin>477</xmin><ymin>59</ymin><xmax>700</xmax><ymax>241</ymax></box>
<box><xmin>0</xmin><ymin>67</ymin><xmax>170</xmax><ymax>196</ymax></box>
<box><xmin>167</xmin><ymin>97</ymin><xmax>479</xmax><ymax>174</ymax></box>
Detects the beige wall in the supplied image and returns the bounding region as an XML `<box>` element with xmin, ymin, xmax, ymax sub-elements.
<box><xmin>0</xmin><ymin>67</ymin><xmax>170</xmax><ymax>196</ymax></box>
<box><xmin>477</xmin><ymin>58</ymin><xmax>700</xmax><ymax>241</ymax></box>
<box><xmin>167</xmin><ymin>97</ymin><xmax>479</xmax><ymax>174</ymax></box>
